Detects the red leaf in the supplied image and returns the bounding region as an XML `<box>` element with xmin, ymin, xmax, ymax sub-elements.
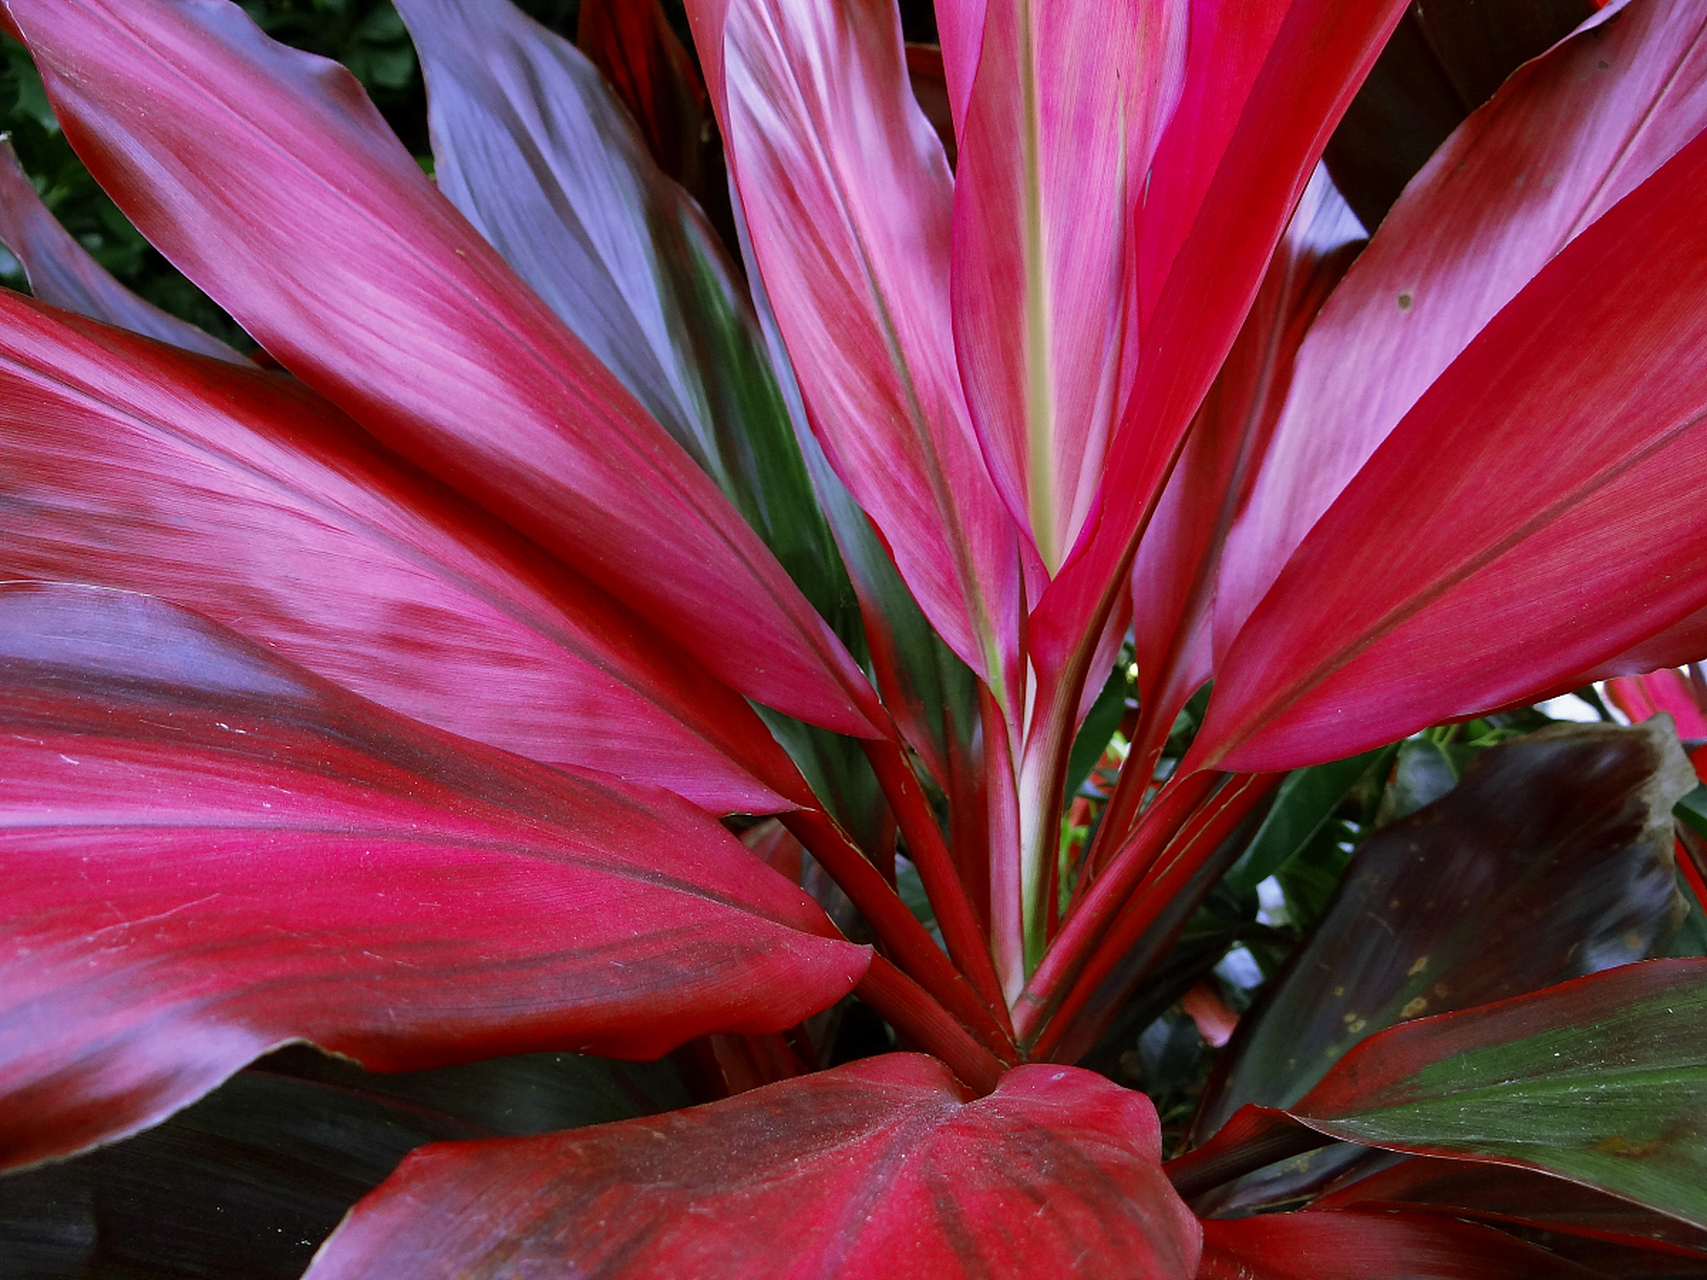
<box><xmin>0</xmin><ymin>584</ymin><xmax>867</xmax><ymax>1170</ymax></box>
<box><xmin>1218</xmin><ymin>0</ymin><xmax>1707</xmax><ymax>661</ymax></box>
<box><xmin>1197</xmin><ymin>124</ymin><xmax>1707</xmax><ymax>772</ymax></box>
<box><xmin>0</xmin><ymin>138</ymin><xmax>244</xmax><ymax>363</ymax></box>
<box><xmin>1198</xmin><ymin>1210</ymin><xmax>1604</xmax><ymax>1278</ymax></box>
<box><xmin>304</xmin><ymin>1055</ymin><xmax>1201</xmax><ymax>1279</ymax></box>
<box><xmin>949</xmin><ymin>0</ymin><xmax>1184</xmax><ymax>570</ymax></box>
<box><xmin>697</xmin><ymin>0</ymin><xmax>1029</xmax><ymax>698</ymax></box>
<box><xmin>0</xmin><ymin>290</ymin><xmax>805</xmax><ymax>812</ymax></box>
<box><xmin>1607</xmin><ymin>669</ymin><xmax>1707</xmax><ymax>741</ymax></box>
<box><xmin>5</xmin><ymin>0</ymin><xmax>882</xmax><ymax>738</ymax></box>
<box><xmin>575</xmin><ymin>0</ymin><xmax>712</xmax><ymax>194</ymax></box>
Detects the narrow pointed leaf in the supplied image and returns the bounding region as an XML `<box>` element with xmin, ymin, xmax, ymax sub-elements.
<box><xmin>1198</xmin><ymin>1211</ymin><xmax>1605</xmax><ymax>1279</ymax></box>
<box><xmin>700</xmin><ymin>0</ymin><xmax>1027</xmax><ymax>694</ymax></box>
<box><xmin>1218</xmin><ymin>0</ymin><xmax>1707</xmax><ymax>656</ymax></box>
<box><xmin>305</xmin><ymin>1056</ymin><xmax>1201</xmax><ymax>1279</ymax></box>
<box><xmin>1198</xmin><ymin>722</ymin><xmax>1693</xmax><ymax>1146</ymax></box>
<box><xmin>1293</xmin><ymin>959</ymin><xmax>1707</xmax><ymax>1228</ymax></box>
<box><xmin>0</xmin><ymin>137</ymin><xmax>243</xmax><ymax>362</ymax></box>
<box><xmin>949</xmin><ymin>0</ymin><xmax>1183</xmax><ymax>569</ymax></box>
<box><xmin>0</xmin><ymin>583</ymin><xmax>867</xmax><ymax>1170</ymax></box>
<box><xmin>0</xmin><ymin>289</ymin><xmax>804</xmax><ymax>812</ymax></box>
<box><xmin>1198</xmin><ymin>126</ymin><xmax>1707</xmax><ymax>772</ymax></box>
<box><xmin>6</xmin><ymin>0</ymin><xmax>882</xmax><ymax>737</ymax></box>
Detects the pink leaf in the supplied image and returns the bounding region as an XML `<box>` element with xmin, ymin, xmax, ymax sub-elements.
<box><xmin>0</xmin><ymin>584</ymin><xmax>866</xmax><ymax>1171</ymax></box>
<box><xmin>4</xmin><ymin>0</ymin><xmax>882</xmax><ymax>737</ymax></box>
<box><xmin>305</xmin><ymin>1055</ymin><xmax>1201</xmax><ymax>1279</ymax></box>
<box><xmin>0</xmin><ymin>290</ymin><xmax>804</xmax><ymax>812</ymax></box>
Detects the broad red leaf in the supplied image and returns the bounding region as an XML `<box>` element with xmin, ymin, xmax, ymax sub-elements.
<box><xmin>0</xmin><ymin>138</ymin><xmax>244</xmax><ymax>363</ymax></box>
<box><xmin>1196</xmin><ymin>123</ymin><xmax>1707</xmax><ymax>772</ymax></box>
<box><xmin>1127</xmin><ymin>166</ymin><xmax>1362</xmax><ymax>776</ymax></box>
<box><xmin>0</xmin><ymin>583</ymin><xmax>867</xmax><ymax>1170</ymax></box>
<box><xmin>305</xmin><ymin>1055</ymin><xmax>1201</xmax><ymax>1279</ymax></box>
<box><xmin>0</xmin><ymin>288</ymin><xmax>805</xmax><ymax>812</ymax></box>
<box><xmin>1192</xmin><ymin>722</ymin><xmax>1693</xmax><ymax>1208</ymax></box>
<box><xmin>1217</xmin><ymin>0</ymin><xmax>1707</xmax><ymax>664</ymax></box>
<box><xmin>694</xmin><ymin>0</ymin><xmax>1029</xmax><ymax>700</ymax></box>
<box><xmin>949</xmin><ymin>0</ymin><xmax>1184</xmax><ymax>570</ymax></box>
<box><xmin>5</xmin><ymin>0</ymin><xmax>882</xmax><ymax>738</ymax></box>
<box><xmin>1198</xmin><ymin>1211</ymin><xmax>1604</xmax><ymax>1278</ymax></box>
<box><xmin>1027</xmin><ymin>0</ymin><xmax>1406</xmax><ymax>698</ymax></box>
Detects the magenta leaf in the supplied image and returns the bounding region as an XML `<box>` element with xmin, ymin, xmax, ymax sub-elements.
<box><xmin>1217</xmin><ymin>0</ymin><xmax>1707</xmax><ymax>664</ymax></box>
<box><xmin>0</xmin><ymin>289</ymin><xmax>807</xmax><ymax>812</ymax></box>
<box><xmin>6</xmin><ymin>0</ymin><xmax>882</xmax><ymax>738</ymax></box>
<box><xmin>0</xmin><ymin>583</ymin><xmax>867</xmax><ymax>1170</ymax></box>
<box><xmin>698</xmin><ymin>0</ymin><xmax>1028</xmax><ymax>699</ymax></box>
<box><xmin>305</xmin><ymin>1055</ymin><xmax>1201</xmax><ymax>1279</ymax></box>
<box><xmin>1197</xmin><ymin>123</ymin><xmax>1707</xmax><ymax>772</ymax></box>
<box><xmin>0</xmin><ymin>137</ymin><xmax>245</xmax><ymax>363</ymax></box>
<box><xmin>1198</xmin><ymin>1210</ymin><xmax>1605</xmax><ymax>1278</ymax></box>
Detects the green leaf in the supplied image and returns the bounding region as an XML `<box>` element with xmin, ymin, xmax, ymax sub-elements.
<box><xmin>1223</xmin><ymin>746</ymin><xmax>1392</xmax><ymax>897</ymax></box>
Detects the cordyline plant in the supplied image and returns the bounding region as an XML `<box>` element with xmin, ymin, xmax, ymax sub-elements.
<box><xmin>4</xmin><ymin>0</ymin><xmax>1707</xmax><ymax>1273</ymax></box>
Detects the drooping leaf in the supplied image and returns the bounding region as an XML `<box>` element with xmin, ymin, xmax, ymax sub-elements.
<box><xmin>0</xmin><ymin>583</ymin><xmax>867</xmax><ymax>1171</ymax></box>
<box><xmin>1198</xmin><ymin>1210</ymin><xmax>1605</xmax><ymax>1279</ymax></box>
<box><xmin>304</xmin><ymin>1056</ymin><xmax>1202</xmax><ymax>1279</ymax></box>
<box><xmin>0</xmin><ymin>288</ymin><xmax>805</xmax><ymax>812</ymax></box>
<box><xmin>948</xmin><ymin>0</ymin><xmax>1184</xmax><ymax>570</ymax></box>
<box><xmin>1292</xmin><ymin>958</ymin><xmax>1707</xmax><ymax>1229</ymax></box>
<box><xmin>1323</xmin><ymin>0</ymin><xmax>1597</xmax><ymax>230</ymax></box>
<box><xmin>1197</xmin><ymin>123</ymin><xmax>1707</xmax><ymax>772</ymax></box>
<box><xmin>6</xmin><ymin>0</ymin><xmax>883</xmax><ymax>738</ymax></box>
<box><xmin>693</xmin><ymin>0</ymin><xmax>1028</xmax><ymax>701</ymax></box>
<box><xmin>1212</xmin><ymin>0</ymin><xmax>1707</xmax><ymax>694</ymax></box>
<box><xmin>0</xmin><ymin>1048</ymin><xmax>686</xmax><ymax>1280</ymax></box>
<box><xmin>0</xmin><ymin>135</ymin><xmax>243</xmax><ymax>362</ymax></box>
<box><xmin>1191</xmin><ymin>722</ymin><xmax>1692</xmax><ymax>1208</ymax></box>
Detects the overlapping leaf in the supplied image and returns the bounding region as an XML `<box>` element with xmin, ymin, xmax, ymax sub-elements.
<box><xmin>0</xmin><ymin>289</ymin><xmax>804</xmax><ymax>811</ymax></box>
<box><xmin>305</xmin><ymin>1056</ymin><xmax>1201</xmax><ymax>1279</ymax></box>
<box><xmin>1217</xmin><ymin>0</ymin><xmax>1707</xmax><ymax>661</ymax></box>
<box><xmin>0</xmin><ymin>584</ymin><xmax>867</xmax><ymax>1170</ymax></box>
<box><xmin>4</xmin><ymin>0</ymin><xmax>882</xmax><ymax>737</ymax></box>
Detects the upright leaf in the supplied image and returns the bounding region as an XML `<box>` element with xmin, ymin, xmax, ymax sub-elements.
<box><xmin>5</xmin><ymin>0</ymin><xmax>883</xmax><ymax>737</ymax></box>
<box><xmin>0</xmin><ymin>584</ymin><xmax>867</xmax><ymax>1170</ymax></box>
<box><xmin>305</xmin><ymin>1056</ymin><xmax>1201</xmax><ymax>1279</ymax></box>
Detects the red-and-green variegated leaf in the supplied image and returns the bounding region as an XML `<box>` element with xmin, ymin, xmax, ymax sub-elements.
<box><xmin>1127</xmin><ymin>166</ymin><xmax>1362</xmax><ymax>775</ymax></box>
<box><xmin>1194</xmin><ymin>120</ymin><xmax>1707</xmax><ymax>772</ymax></box>
<box><xmin>4</xmin><ymin>0</ymin><xmax>883</xmax><ymax>739</ymax></box>
<box><xmin>1313</xmin><ymin>1156</ymin><xmax>1707</xmax><ymax>1270</ymax></box>
<box><xmin>0</xmin><ymin>289</ymin><xmax>807</xmax><ymax>813</ymax></box>
<box><xmin>0</xmin><ymin>139</ymin><xmax>245</xmax><ymax>363</ymax></box>
<box><xmin>1026</xmin><ymin>0</ymin><xmax>1406</xmax><ymax>697</ymax></box>
<box><xmin>304</xmin><ymin>1055</ymin><xmax>1201</xmax><ymax>1279</ymax></box>
<box><xmin>1608</xmin><ymin>669</ymin><xmax>1707</xmax><ymax>741</ymax></box>
<box><xmin>0</xmin><ymin>583</ymin><xmax>867</xmax><ymax>1171</ymax></box>
<box><xmin>1198</xmin><ymin>1211</ymin><xmax>1605</xmax><ymax>1279</ymax></box>
<box><xmin>949</xmin><ymin>0</ymin><xmax>1184</xmax><ymax>572</ymax></box>
<box><xmin>1292</xmin><ymin>959</ymin><xmax>1707</xmax><ymax>1228</ymax></box>
<box><xmin>1217</xmin><ymin>0</ymin><xmax>1707</xmax><ymax>659</ymax></box>
<box><xmin>691</xmin><ymin>0</ymin><xmax>1029</xmax><ymax>701</ymax></box>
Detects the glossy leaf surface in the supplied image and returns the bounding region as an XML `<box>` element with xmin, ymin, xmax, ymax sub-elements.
<box><xmin>1198</xmin><ymin>722</ymin><xmax>1692</xmax><ymax>1140</ymax></box>
<box><xmin>703</xmin><ymin>0</ymin><xmax>1027</xmax><ymax>695</ymax></box>
<box><xmin>1219</xmin><ymin>0</ymin><xmax>1707</xmax><ymax>658</ymax></box>
<box><xmin>306</xmin><ymin>1055</ymin><xmax>1201</xmax><ymax>1279</ymax></box>
<box><xmin>0</xmin><ymin>137</ymin><xmax>243</xmax><ymax>362</ymax></box>
<box><xmin>0</xmin><ymin>289</ymin><xmax>803</xmax><ymax>812</ymax></box>
<box><xmin>1198</xmin><ymin>124</ymin><xmax>1707</xmax><ymax>771</ymax></box>
<box><xmin>6</xmin><ymin>0</ymin><xmax>881</xmax><ymax>737</ymax></box>
<box><xmin>1198</xmin><ymin>1211</ymin><xmax>1603</xmax><ymax>1279</ymax></box>
<box><xmin>1295</xmin><ymin>959</ymin><xmax>1707</xmax><ymax>1228</ymax></box>
<box><xmin>0</xmin><ymin>584</ymin><xmax>866</xmax><ymax>1170</ymax></box>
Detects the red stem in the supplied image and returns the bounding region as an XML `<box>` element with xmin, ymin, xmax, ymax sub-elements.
<box><xmin>1031</xmin><ymin>773</ymin><xmax>1277</xmax><ymax>1059</ymax></box>
<box><xmin>782</xmin><ymin>807</ymin><xmax>1017</xmax><ymax>1064</ymax></box>
<box><xmin>856</xmin><ymin>955</ymin><xmax>1005</xmax><ymax>1095</ymax></box>
<box><xmin>863</xmin><ymin>737</ymin><xmax>1012</xmax><ymax>1034</ymax></box>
